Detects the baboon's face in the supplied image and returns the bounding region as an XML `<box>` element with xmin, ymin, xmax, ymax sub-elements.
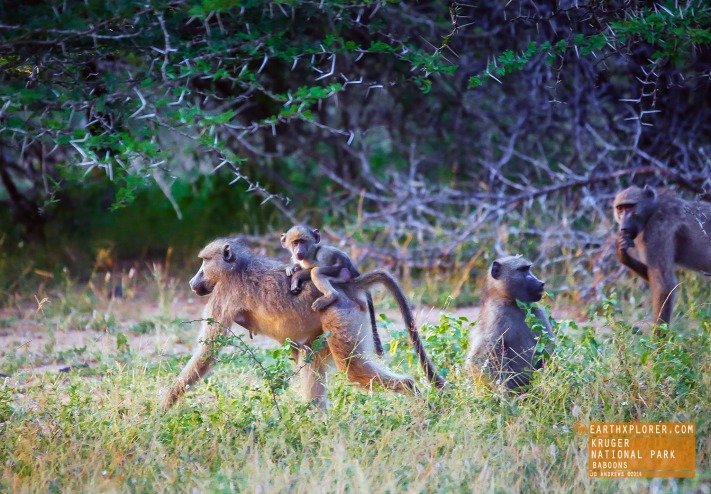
<box><xmin>490</xmin><ymin>256</ymin><xmax>545</xmax><ymax>302</ymax></box>
<box><xmin>189</xmin><ymin>242</ymin><xmax>236</xmax><ymax>296</ymax></box>
<box><xmin>613</xmin><ymin>186</ymin><xmax>658</xmax><ymax>239</ymax></box>
<box><xmin>189</xmin><ymin>263</ymin><xmax>213</xmax><ymax>296</ymax></box>
<box><xmin>281</xmin><ymin>225</ymin><xmax>320</xmax><ymax>262</ymax></box>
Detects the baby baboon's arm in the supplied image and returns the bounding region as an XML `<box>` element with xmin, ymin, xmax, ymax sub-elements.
<box><xmin>285</xmin><ymin>263</ymin><xmax>302</xmax><ymax>277</ymax></box>
<box><xmin>289</xmin><ymin>264</ymin><xmax>350</xmax><ymax>294</ymax></box>
<box><xmin>289</xmin><ymin>267</ymin><xmax>313</xmax><ymax>294</ymax></box>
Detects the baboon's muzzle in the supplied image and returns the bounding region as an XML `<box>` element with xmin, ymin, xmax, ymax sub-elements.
<box><xmin>620</xmin><ymin>226</ymin><xmax>638</xmax><ymax>239</ymax></box>
<box><xmin>189</xmin><ymin>272</ymin><xmax>213</xmax><ymax>296</ymax></box>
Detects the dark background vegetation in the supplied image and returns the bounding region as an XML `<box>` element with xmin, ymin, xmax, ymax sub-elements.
<box><xmin>1</xmin><ymin>4</ymin><xmax>710</xmax><ymax>491</ymax></box>
<box><xmin>1</xmin><ymin>0</ymin><xmax>709</xmax><ymax>299</ymax></box>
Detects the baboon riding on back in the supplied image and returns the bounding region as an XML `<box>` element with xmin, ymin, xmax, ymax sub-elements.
<box><xmin>161</xmin><ymin>237</ymin><xmax>445</xmax><ymax>411</ymax></box>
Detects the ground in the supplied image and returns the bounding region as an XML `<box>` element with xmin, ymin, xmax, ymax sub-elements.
<box><xmin>0</xmin><ymin>287</ymin><xmax>583</xmax><ymax>379</ymax></box>
<box><xmin>0</xmin><ymin>273</ymin><xmax>708</xmax><ymax>493</ymax></box>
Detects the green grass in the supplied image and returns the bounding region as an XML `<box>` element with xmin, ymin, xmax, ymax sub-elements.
<box><xmin>0</xmin><ymin>279</ymin><xmax>709</xmax><ymax>492</ymax></box>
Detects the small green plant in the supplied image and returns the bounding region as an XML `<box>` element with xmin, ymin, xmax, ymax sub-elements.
<box><xmin>0</xmin><ymin>383</ymin><xmax>13</xmax><ymax>424</ymax></box>
<box><xmin>129</xmin><ymin>320</ymin><xmax>157</xmax><ymax>334</ymax></box>
<box><xmin>520</xmin><ymin>299</ymin><xmax>556</xmax><ymax>367</ymax></box>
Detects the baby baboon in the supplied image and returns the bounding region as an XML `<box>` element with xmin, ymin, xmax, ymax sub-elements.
<box><xmin>161</xmin><ymin>237</ymin><xmax>445</xmax><ymax>411</ymax></box>
<box><xmin>613</xmin><ymin>185</ymin><xmax>711</xmax><ymax>326</ymax></box>
<box><xmin>465</xmin><ymin>256</ymin><xmax>554</xmax><ymax>390</ymax></box>
<box><xmin>281</xmin><ymin>225</ymin><xmax>384</xmax><ymax>356</ymax></box>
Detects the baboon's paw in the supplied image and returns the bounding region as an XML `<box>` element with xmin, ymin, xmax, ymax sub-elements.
<box><xmin>312</xmin><ymin>295</ymin><xmax>337</xmax><ymax>311</ymax></box>
<box><xmin>159</xmin><ymin>389</ymin><xmax>176</xmax><ymax>412</ymax></box>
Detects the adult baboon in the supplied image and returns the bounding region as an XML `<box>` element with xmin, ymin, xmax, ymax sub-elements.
<box><xmin>613</xmin><ymin>185</ymin><xmax>711</xmax><ymax>326</ymax></box>
<box><xmin>161</xmin><ymin>238</ymin><xmax>445</xmax><ymax>411</ymax></box>
<box><xmin>281</xmin><ymin>224</ymin><xmax>384</xmax><ymax>356</ymax></box>
<box><xmin>465</xmin><ymin>255</ymin><xmax>554</xmax><ymax>390</ymax></box>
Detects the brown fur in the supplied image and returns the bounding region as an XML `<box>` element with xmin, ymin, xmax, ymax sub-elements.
<box><xmin>161</xmin><ymin>238</ymin><xmax>444</xmax><ymax>411</ymax></box>
<box><xmin>281</xmin><ymin>224</ymin><xmax>384</xmax><ymax>356</ymax></box>
<box><xmin>465</xmin><ymin>256</ymin><xmax>553</xmax><ymax>390</ymax></box>
<box><xmin>613</xmin><ymin>186</ymin><xmax>711</xmax><ymax>328</ymax></box>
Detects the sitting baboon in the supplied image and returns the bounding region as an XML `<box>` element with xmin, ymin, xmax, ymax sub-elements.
<box><xmin>613</xmin><ymin>185</ymin><xmax>711</xmax><ymax>327</ymax></box>
<box><xmin>281</xmin><ymin>225</ymin><xmax>384</xmax><ymax>356</ymax></box>
<box><xmin>161</xmin><ymin>238</ymin><xmax>445</xmax><ymax>411</ymax></box>
<box><xmin>465</xmin><ymin>255</ymin><xmax>554</xmax><ymax>390</ymax></box>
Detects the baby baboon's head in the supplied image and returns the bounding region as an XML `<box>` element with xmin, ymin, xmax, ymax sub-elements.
<box><xmin>281</xmin><ymin>225</ymin><xmax>320</xmax><ymax>261</ymax></box>
<box><xmin>487</xmin><ymin>255</ymin><xmax>545</xmax><ymax>303</ymax></box>
<box><xmin>189</xmin><ymin>238</ymin><xmax>242</xmax><ymax>296</ymax></box>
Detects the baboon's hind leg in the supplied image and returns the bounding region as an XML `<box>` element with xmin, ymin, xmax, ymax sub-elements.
<box><xmin>327</xmin><ymin>327</ymin><xmax>417</xmax><ymax>394</ymax></box>
<box><xmin>649</xmin><ymin>264</ymin><xmax>677</xmax><ymax>330</ymax></box>
<box><xmin>311</xmin><ymin>267</ymin><xmax>344</xmax><ymax>311</ymax></box>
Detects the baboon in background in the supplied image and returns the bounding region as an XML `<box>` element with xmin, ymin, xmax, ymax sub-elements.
<box><xmin>161</xmin><ymin>237</ymin><xmax>445</xmax><ymax>411</ymax></box>
<box><xmin>465</xmin><ymin>256</ymin><xmax>554</xmax><ymax>390</ymax></box>
<box><xmin>613</xmin><ymin>185</ymin><xmax>711</xmax><ymax>327</ymax></box>
<box><xmin>281</xmin><ymin>225</ymin><xmax>384</xmax><ymax>356</ymax></box>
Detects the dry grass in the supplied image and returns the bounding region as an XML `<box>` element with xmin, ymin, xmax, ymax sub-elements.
<box><xmin>0</xmin><ymin>270</ymin><xmax>709</xmax><ymax>493</ymax></box>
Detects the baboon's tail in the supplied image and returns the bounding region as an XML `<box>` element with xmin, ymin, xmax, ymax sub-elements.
<box><xmin>354</xmin><ymin>270</ymin><xmax>447</xmax><ymax>388</ymax></box>
<box><xmin>366</xmin><ymin>292</ymin><xmax>384</xmax><ymax>356</ymax></box>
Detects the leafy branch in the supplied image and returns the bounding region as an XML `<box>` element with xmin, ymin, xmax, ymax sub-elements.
<box><xmin>180</xmin><ymin>317</ymin><xmax>330</xmax><ymax>418</ymax></box>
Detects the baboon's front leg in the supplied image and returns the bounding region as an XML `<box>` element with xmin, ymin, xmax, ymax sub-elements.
<box><xmin>616</xmin><ymin>231</ymin><xmax>649</xmax><ymax>282</ymax></box>
<box><xmin>162</xmin><ymin>317</ymin><xmax>225</xmax><ymax>411</ymax></box>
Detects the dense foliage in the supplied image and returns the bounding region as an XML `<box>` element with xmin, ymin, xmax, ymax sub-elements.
<box><xmin>1</xmin><ymin>1</ymin><xmax>709</xmax><ymax>263</ymax></box>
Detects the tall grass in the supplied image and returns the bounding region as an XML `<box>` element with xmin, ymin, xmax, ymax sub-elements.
<box><xmin>1</xmin><ymin>273</ymin><xmax>709</xmax><ymax>493</ymax></box>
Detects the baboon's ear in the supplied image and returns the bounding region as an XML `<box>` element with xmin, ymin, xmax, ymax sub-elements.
<box><xmin>280</xmin><ymin>233</ymin><xmax>287</xmax><ymax>248</ymax></box>
<box><xmin>312</xmin><ymin>228</ymin><xmax>321</xmax><ymax>244</ymax></box>
<box><xmin>490</xmin><ymin>261</ymin><xmax>502</xmax><ymax>280</ymax></box>
<box><xmin>223</xmin><ymin>244</ymin><xmax>235</xmax><ymax>262</ymax></box>
<box><xmin>642</xmin><ymin>184</ymin><xmax>656</xmax><ymax>199</ymax></box>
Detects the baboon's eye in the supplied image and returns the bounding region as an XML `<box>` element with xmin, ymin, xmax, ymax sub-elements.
<box><xmin>518</xmin><ymin>266</ymin><xmax>529</xmax><ymax>272</ymax></box>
